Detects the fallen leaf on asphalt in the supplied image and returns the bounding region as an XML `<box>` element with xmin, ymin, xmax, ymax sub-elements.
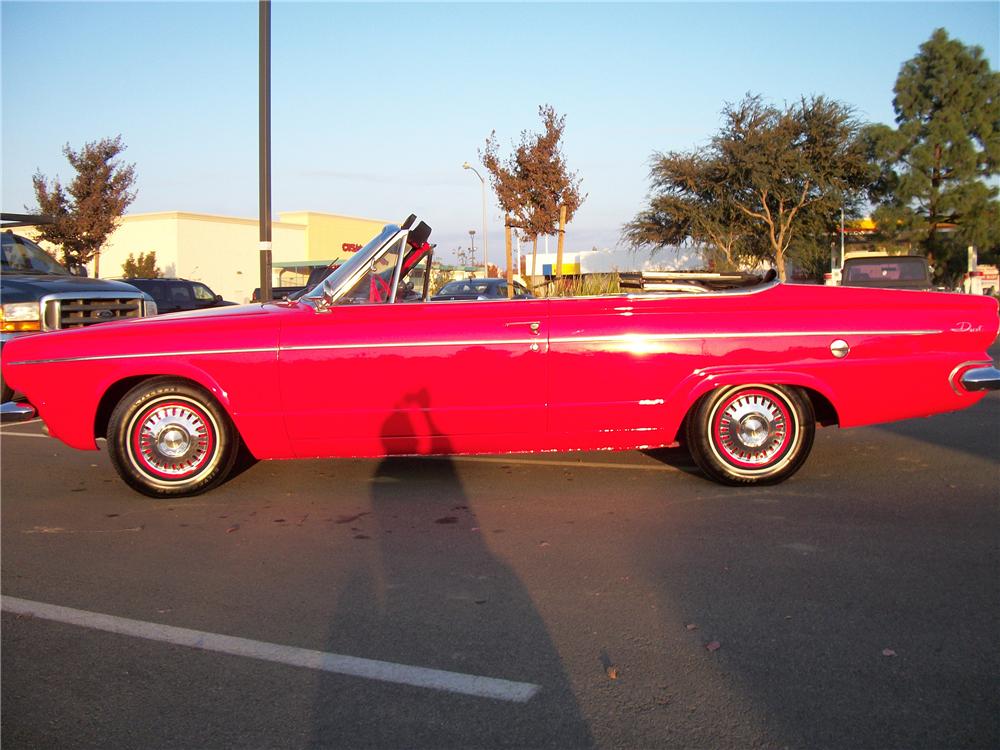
<box><xmin>706</xmin><ymin>641</ymin><xmax>721</xmax><ymax>652</ymax></box>
<box><xmin>686</xmin><ymin>624</ymin><xmax>698</xmax><ymax>631</ymax></box>
<box><xmin>882</xmin><ymin>648</ymin><xmax>897</xmax><ymax>657</ymax></box>
<box><xmin>539</xmin><ymin>541</ymin><xmax>551</xmax><ymax>547</ymax></box>
<box><xmin>226</xmin><ymin>525</ymin><xmax>239</xmax><ymax>534</ymax></box>
<box><xmin>606</xmin><ymin>666</ymin><xmax>618</xmax><ymax>680</ymax></box>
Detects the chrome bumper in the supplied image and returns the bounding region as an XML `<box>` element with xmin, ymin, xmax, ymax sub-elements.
<box><xmin>961</xmin><ymin>366</ymin><xmax>1000</xmax><ymax>392</ymax></box>
<box><xmin>1</xmin><ymin>401</ymin><xmax>36</xmax><ymax>423</ymax></box>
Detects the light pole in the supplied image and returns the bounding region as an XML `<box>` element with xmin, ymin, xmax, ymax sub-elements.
<box><xmin>462</xmin><ymin>162</ymin><xmax>488</xmax><ymax>278</ymax></box>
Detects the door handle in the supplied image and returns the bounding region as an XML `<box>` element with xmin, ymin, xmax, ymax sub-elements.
<box><xmin>506</xmin><ymin>321</ymin><xmax>541</xmax><ymax>335</ymax></box>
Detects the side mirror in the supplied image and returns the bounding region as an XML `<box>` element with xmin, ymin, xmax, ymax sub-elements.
<box><xmin>214</xmin><ymin>294</ymin><xmax>222</xmax><ymax>303</ymax></box>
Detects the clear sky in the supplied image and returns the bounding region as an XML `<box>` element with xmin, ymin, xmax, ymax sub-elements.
<box><xmin>2</xmin><ymin>1</ymin><xmax>998</xmax><ymax>261</ymax></box>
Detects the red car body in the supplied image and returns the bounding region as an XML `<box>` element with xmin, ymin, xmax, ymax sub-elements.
<box><xmin>2</xmin><ymin>219</ymin><xmax>998</xmax><ymax>496</ymax></box>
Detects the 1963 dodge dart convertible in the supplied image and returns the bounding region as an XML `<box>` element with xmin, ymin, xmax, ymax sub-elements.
<box><xmin>2</xmin><ymin>216</ymin><xmax>998</xmax><ymax>497</ymax></box>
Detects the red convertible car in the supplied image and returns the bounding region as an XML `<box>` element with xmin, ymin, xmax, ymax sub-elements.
<box><xmin>2</xmin><ymin>216</ymin><xmax>998</xmax><ymax>497</ymax></box>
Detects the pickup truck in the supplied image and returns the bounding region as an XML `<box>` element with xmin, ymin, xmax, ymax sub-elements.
<box><xmin>840</xmin><ymin>255</ymin><xmax>933</xmax><ymax>290</ymax></box>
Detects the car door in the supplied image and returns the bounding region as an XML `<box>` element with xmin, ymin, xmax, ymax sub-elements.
<box><xmin>545</xmin><ymin>294</ymin><xmax>705</xmax><ymax>450</ymax></box>
<box><xmin>278</xmin><ymin>237</ymin><xmax>549</xmax><ymax>458</ymax></box>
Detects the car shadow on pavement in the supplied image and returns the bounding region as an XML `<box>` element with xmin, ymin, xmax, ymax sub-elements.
<box><xmin>639</xmin><ymin>445</ymin><xmax>701</xmax><ymax>477</ymax></box>
<box><xmin>306</xmin><ymin>390</ymin><xmax>593</xmax><ymax>748</ymax></box>
<box><xmin>872</xmin><ymin>392</ymin><xmax>999</xmax><ymax>463</ymax></box>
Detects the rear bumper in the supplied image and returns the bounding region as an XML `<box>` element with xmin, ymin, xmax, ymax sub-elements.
<box><xmin>1</xmin><ymin>400</ymin><xmax>37</xmax><ymax>423</ymax></box>
<box><xmin>961</xmin><ymin>366</ymin><xmax>1000</xmax><ymax>392</ymax></box>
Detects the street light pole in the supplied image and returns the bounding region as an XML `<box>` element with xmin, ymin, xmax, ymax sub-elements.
<box><xmin>462</xmin><ymin>162</ymin><xmax>488</xmax><ymax>278</ymax></box>
<box><xmin>258</xmin><ymin>0</ymin><xmax>272</xmax><ymax>302</ymax></box>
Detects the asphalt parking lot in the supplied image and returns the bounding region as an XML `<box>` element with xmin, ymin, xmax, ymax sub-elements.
<box><xmin>2</xmin><ymin>391</ymin><xmax>998</xmax><ymax>749</ymax></box>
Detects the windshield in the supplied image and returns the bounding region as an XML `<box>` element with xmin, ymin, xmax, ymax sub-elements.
<box><xmin>301</xmin><ymin>224</ymin><xmax>400</xmax><ymax>299</ymax></box>
<box><xmin>1</xmin><ymin>231</ymin><xmax>68</xmax><ymax>275</ymax></box>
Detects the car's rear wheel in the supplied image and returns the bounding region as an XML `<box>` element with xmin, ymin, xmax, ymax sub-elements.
<box><xmin>107</xmin><ymin>378</ymin><xmax>239</xmax><ymax>498</ymax></box>
<box><xmin>686</xmin><ymin>384</ymin><xmax>815</xmax><ymax>485</ymax></box>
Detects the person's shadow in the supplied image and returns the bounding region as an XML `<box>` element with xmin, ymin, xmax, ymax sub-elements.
<box><xmin>308</xmin><ymin>389</ymin><xmax>593</xmax><ymax>748</ymax></box>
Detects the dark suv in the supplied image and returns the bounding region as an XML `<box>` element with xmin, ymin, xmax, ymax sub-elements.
<box><xmin>124</xmin><ymin>278</ymin><xmax>237</xmax><ymax>315</ymax></box>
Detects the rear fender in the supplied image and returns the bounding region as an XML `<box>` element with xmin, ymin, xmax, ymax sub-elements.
<box><xmin>667</xmin><ymin>368</ymin><xmax>839</xmax><ymax>436</ymax></box>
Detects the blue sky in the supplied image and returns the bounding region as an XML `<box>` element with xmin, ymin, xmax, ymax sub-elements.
<box><xmin>2</xmin><ymin>1</ymin><xmax>998</xmax><ymax>261</ymax></box>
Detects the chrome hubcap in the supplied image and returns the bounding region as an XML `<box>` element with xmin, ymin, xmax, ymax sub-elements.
<box><xmin>738</xmin><ymin>414</ymin><xmax>770</xmax><ymax>448</ymax></box>
<box><xmin>715</xmin><ymin>392</ymin><xmax>790</xmax><ymax>467</ymax></box>
<box><xmin>134</xmin><ymin>403</ymin><xmax>212</xmax><ymax>477</ymax></box>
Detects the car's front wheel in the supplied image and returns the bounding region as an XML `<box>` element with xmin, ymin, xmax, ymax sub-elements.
<box><xmin>686</xmin><ymin>384</ymin><xmax>815</xmax><ymax>485</ymax></box>
<box><xmin>107</xmin><ymin>378</ymin><xmax>239</xmax><ymax>498</ymax></box>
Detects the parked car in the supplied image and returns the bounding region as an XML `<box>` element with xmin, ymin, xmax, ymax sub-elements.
<box><xmin>1</xmin><ymin>225</ymin><xmax>156</xmax><ymax>403</ymax></box>
<box><xmin>2</xmin><ymin>215</ymin><xmax>998</xmax><ymax>498</ymax></box>
<box><xmin>433</xmin><ymin>278</ymin><xmax>533</xmax><ymax>300</ymax></box>
<box><xmin>124</xmin><ymin>278</ymin><xmax>237</xmax><ymax>315</ymax></box>
<box><xmin>840</xmin><ymin>255</ymin><xmax>934</xmax><ymax>290</ymax></box>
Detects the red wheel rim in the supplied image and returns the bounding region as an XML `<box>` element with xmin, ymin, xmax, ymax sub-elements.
<box><xmin>710</xmin><ymin>388</ymin><xmax>793</xmax><ymax>470</ymax></box>
<box><xmin>128</xmin><ymin>399</ymin><xmax>216</xmax><ymax>481</ymax></box>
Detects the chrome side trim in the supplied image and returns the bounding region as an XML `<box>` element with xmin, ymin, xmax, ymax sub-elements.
<box><xmin>7</xmin><ymin>347</ymin><xmax>278</xmax><ymax>366</ymax></box>
<box><xmin>548</xmin><ymin>330</ymin><xmax>939</xmax><ymax>345</ymax></box>
<box><xmin>948</xmin><ymin>360</ymin><xmax>993</xmax><ymax>395</ymax></box>
<box><xmin>7</xmin><ymin>329</ymin><xmax>943</xmax><ymax>366</ymax></box>
<box><xmin>281</xmin><ymin>338</ymin><xmax>540</xmax><ymax>353</ymax></box>
<box><xmin>959</xmin><ymin>366</ymin><xmax>1000</xmax><ymax>393</ymax></box>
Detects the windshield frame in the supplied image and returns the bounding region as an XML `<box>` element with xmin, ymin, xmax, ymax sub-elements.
<box><xmin>300</xmin><ymin>224</ymin><xmax>403</xmax><ymax>307</ymax></box>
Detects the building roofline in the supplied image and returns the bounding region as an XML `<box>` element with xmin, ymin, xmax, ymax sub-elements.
<box><xmin>278</xmin><ymin>210</ymin><xmax>393</xmax><ymax>224</ymax></box>
<box><xmin>119</xmin><ymin>211</ymin><xmax>306</xmax><ymax>230</ymax></box>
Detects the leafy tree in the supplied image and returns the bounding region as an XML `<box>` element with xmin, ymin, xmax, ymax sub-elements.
<box><xmin>481</xmin><ymin>104</ymin><xmax>585</xmax><ymax>269</ymax></box>
<box><xmin>865</xmin><ymin>29</ymin><xmax>1000</xmax><ymax>284</ymax></box>
<box><xmin>622</xmin><ymin>151</ymin><xmax>767</xmax><ymax>270</ymax></box>
<box><xmin>626</xmin><ymin>94</ymin><xmax>873</xmax><ymax>280</ymax></box>
<box><xmin>32</xmin><ymin>135</ymin><xmax>137</xmax><ymax>275</ymax></box>
<box><xmin>121</xmin><ymin>251</ymin><xmax>161</xmax><ymax>278</ymax></box>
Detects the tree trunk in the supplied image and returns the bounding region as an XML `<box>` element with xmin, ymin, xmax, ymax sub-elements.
<box><xmin>556</xmin><ymin>204</ymin><xmax>567</xmax><ymax>282</ymax></box>
<box><xmin>775</xmin><ymin>250</ymin><xmax>786</xmax><ymax>282</ymax></box>
<box><xmin>531</xmin><ymin>237</ymin><xmax>538</xmax><ymax>295</ymax></box>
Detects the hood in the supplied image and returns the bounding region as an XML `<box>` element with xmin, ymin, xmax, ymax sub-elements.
<box><xmin>2</xmin><ymin>300</ymin><xmax>296</xmax><ymax>367</ymax></box>
<box><xmin>0</xmin><ymin>274</ymin><xmax>145</xmax><ymax>303</ymax></box>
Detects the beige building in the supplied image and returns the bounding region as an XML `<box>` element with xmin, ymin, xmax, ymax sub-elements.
<box><xmin>32</xmin><ymin>210</ymin><xmax>390</xmax><ymax>304</ymax></box>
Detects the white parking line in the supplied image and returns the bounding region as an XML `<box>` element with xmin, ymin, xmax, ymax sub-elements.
<box><xmin>0</xmin><ymin>596</ymin><xmax>540</xmax><ymax>703</ymax></box>
<box><xmin>0</xmin><ymin>418</ymin><xmax>41</xmax><ymax>428</ymax></box>
<box><xmin>447</xmin><ymin>455</ymin><xmax>682</xmax><ymax>472</ymax></box>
